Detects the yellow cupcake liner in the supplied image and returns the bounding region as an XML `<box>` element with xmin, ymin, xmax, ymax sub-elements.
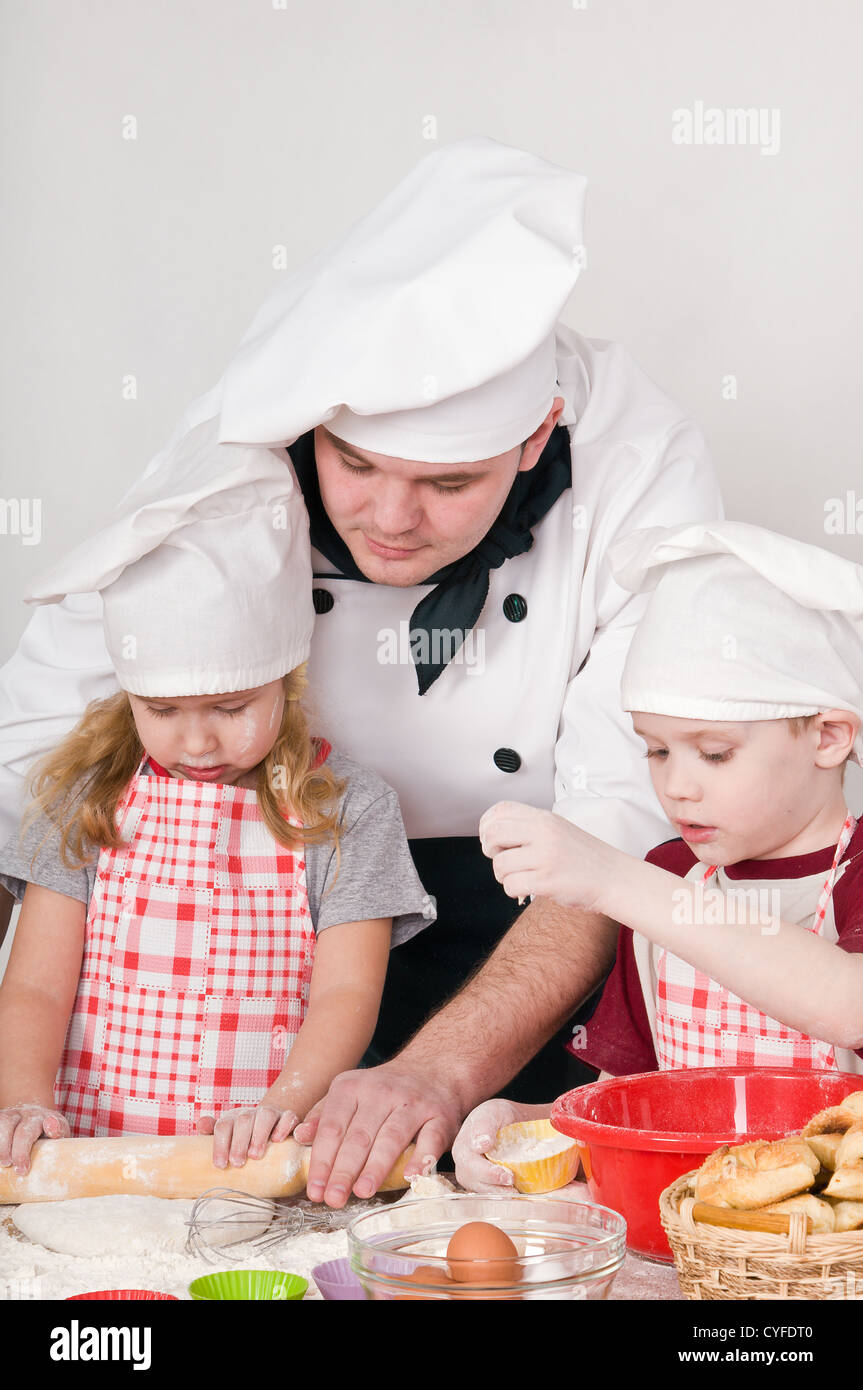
<box><xmin>486</xmin><ymin>1119</ymin><xmax>580</xmax><ymax>1194</ymax></box>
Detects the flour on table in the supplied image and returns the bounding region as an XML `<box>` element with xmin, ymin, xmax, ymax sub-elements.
<box><xmin>1</xmin><ymin>1202</ymin><xmax>349</xmax><ymax>1300</ymax></box>
<box><xmin>405</xmin><ymin>1172</ymin><xmax>457</xmax><ymax>1198</ymax></box>
<box><xmin>12</xmin><ymin>1194</ymin><xmax>271</xmax><ymax>1258</ymax></box>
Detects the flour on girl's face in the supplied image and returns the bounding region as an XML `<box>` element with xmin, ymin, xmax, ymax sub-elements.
<box><xmin>235</xmin><ymin>690</ymin><xmax>284</xmax><ymax>763</ymax></box>
<box><xmin>127</xmin><ymin>680</ymin><xmax>286</xmax><ymax>785</ymax></box>
<box><xmin>180</xmin><ymin>752</ymin><xmax>220</xmax><ymax>768</ymax></box>
<box><xmin>237</xmin><ymin>710</ymin><xmax>258</xmax><ymax>759</ymax></box>
<box><xmin>268</xmin><ymin>694</ymin><xmax>281</xmax><ymax>733</ymax></box>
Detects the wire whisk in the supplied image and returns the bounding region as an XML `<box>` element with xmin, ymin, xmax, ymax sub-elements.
<box><xmin>184</xmin><ymin>1187</ymin><xmax>394</xmax><ymax>1263</ymax></box>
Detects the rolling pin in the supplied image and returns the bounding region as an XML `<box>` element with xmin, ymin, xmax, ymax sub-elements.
<box><xmin>0</xmin><ymin>1135</ymin><xmax>415</xmax><ymax>1204</ymax></box>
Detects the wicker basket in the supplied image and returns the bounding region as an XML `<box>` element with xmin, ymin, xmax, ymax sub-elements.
<box><xmin>659</xmin><ymin>1169</ymin><xmax>863</xmax><ymax>1300</ymax></box>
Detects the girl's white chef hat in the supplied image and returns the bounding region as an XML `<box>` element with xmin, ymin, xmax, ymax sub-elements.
<box><xmin>611</xmin><ymin>520</ymin><xmax>863</xmax><ymax>765</ymax></box>
<box><xmin>22</xmin><ymin>419</ymin><xmax>314</xmax><ymax>697</ymax></box>
<box><xmin>144</xmin><ymin>137</ymin><xmax>587</xmax><ymax>475</ymax></box>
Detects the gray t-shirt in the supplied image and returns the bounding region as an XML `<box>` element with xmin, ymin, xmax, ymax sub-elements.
<box><xmin>0</xmin><ymin>748</ymin><xmax>436</xmax><ymax>947</ymax></box>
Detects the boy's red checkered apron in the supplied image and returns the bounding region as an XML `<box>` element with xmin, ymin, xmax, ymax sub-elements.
<box><xmin>54</xmin><ymin>748</ymin><xmax>329</xmax><ymax>1136</ymax></box>
<box><xmin>655</xmin><ymin>813</ymin><xmax>858</xmax><ymax>1070</ymax></box>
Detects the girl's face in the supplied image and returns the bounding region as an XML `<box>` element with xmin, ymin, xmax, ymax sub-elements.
<box><xmin>127</xmin><ymin>680</ymin><xmax>285</xmax><ymax>786</ymax></box>
<box><xmin>630</xmin><ymin>712</ymin><xmax>851</xmax><ymax>864</ymax></box>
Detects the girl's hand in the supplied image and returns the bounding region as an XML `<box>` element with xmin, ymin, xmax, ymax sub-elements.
<box><xmin>0</xmin><ymin>1104</ymin><xmax>70</xmax><ymax>1176</ymax></box>
<box><xmin>197</xmin><ymin>1105</ymin><xmax>299</xmax><ymax>1169</ymax></box>
<box><xmin>479</xmin><ymin>801</ymin><xmax>613</xmax><ymax>913</ymax></box>
<box><xmin>452</xmin><ymin>1099</ymin><xmax>542</xmax><ymax>1194</ymax></box>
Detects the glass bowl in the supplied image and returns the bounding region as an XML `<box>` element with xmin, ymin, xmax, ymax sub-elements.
<box><xmin>347</xmin><ymin>1194</ymin><xmax>626</xmax><ymax>1301</ymax></box>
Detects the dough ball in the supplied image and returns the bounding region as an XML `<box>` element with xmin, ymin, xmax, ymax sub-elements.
<box><xmin>12</xmin><ymin>1193</ymin><xmax>271</xmax><ymax>1257</ymax></box>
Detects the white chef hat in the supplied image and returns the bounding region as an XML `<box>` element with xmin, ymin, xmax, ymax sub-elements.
<box><xmin>202</xmin><ymin>136</ymin><xmax>586</xmax><ymax>464</ymax></box>
<box><xmin>611</xmin><ymin>520</ymin><xmax>863</xmax><ymax>765</ymax></box>
<box><xmin>22</xmin><ymin>418</ymin><xmax>314</xmax><ymax>697</ymax></box>
<box><xmin>78</xmin><ymin>139</ymin><xmax>586</xmax><ymax>621</ymax></box>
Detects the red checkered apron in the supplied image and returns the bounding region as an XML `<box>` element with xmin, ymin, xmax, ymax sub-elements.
<box><xmin>54</xmin><ymin>745</ymin><xmax>329</xmax><ymax>1137</ymax></box>
<box><xmin>655</xmin><ymin>813</ymin><xmax>857</xmax><ymax>1071</ymax></box>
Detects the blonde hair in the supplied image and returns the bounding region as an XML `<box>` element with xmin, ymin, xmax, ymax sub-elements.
<box><xmin>23</xmin><ymin>665</ymin><xmax>344</xmax><ymax>873</ymax></box>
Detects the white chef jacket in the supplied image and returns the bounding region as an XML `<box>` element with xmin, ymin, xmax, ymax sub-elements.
<box><xmin>0</xmin><ymin>327</ymin><xmax>723</xmax><ymax>858</ymax></box>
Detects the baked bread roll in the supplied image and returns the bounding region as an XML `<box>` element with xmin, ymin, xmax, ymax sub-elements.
<box><xmin>836</xmin><ymin>1122</ymin><xmax>863</xmax><ymax>1169</ymax></box>
<box><xmin>803</xmin><ymin>1095</ymin><xmax>863</xmax><ymax>1204</ymax></box>
<box><xmin>825</xmin><ymin>1198</ymin><xmax>863</xmax><ymax>1232</ymax></box>
<box><xmin>823</xmin><ymin>1165</ymin><xmax>863</xmax><ymax>1201</ymax></box>
<box><xmin>761</xmin><ymin>1194</ymin><xmax>836</xmax><ymax>1234</ymax></box>
<box><xmin>804</xmin><ymin>1132</ymin><xmax>843</xmax><ymax>1172</ymax></box>
<box><xmin>695</xmin><ymin>1138</ymin><xmax>819</xmax><ymax>1210</ymax></box>
<box><xmin>839</xmin><ymin>1090</ymin><xmax>863</xmax><ymax>1121</ymax></box>
<box><xmin>802</xmin><ymin>1105</ymin><xmax>858</xmax><ymax>1138</ymax></box>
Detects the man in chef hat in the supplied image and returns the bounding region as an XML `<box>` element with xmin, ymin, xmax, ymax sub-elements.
<box><xmin>473</xmin><ymin>522</ymin><xmax>863</xmax><ymax>1153</ymax></box>
<box><xmin>0</xmin><ymin>138</ymin><xmax>722</xmax><ymax>1201</ymax></box>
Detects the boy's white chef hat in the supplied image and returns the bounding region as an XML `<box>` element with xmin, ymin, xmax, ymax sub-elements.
<box><xmin>146</xmin><ymin>137</ymin><xmax>586</xmax><ymax>474</ymax></box>
<box><xmin>611</xmin><ymin>520</ymin><xmax>863</xmax><ymax>765</ymax></box>
<box><xmin>22</xmin><ymin>419</ymin><xmax>314</xmax><ymax>697</ymax></box>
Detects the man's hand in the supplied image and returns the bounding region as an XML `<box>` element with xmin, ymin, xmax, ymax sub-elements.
<box><xmin>293</xmin><ymin>1064</ymin><xmax>464</xmax><ymax>1208</ymax></box>
<box><xmin>479</xmin><ymin>801</ymin><xmax>617</xmax><ymax>913</ymax></box>
<box><xmin>292</xmin><ymin>895</ymin><xmax>617</xmax><ymax>1207</ymax></box>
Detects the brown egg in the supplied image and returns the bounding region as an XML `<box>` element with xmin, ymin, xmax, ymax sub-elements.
<box><xmin>446</xmin><ymin>1221</ymin><xmax>519</xmax><ymax>1285</ymax></box>
<box><xmin>392</xmin><ymin>1264</ymin><xmax>455</xmax><ymax>1300</ymax></box>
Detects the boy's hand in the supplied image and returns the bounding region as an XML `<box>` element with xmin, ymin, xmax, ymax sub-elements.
<box><xmin>0</xmin><ymin>1104</ymin><xmax>70</xmax><ymax>1175</ymax></box>
<box><xmin>452</xmin><ymin>1099</ymin><xmax>527</xmax><ymax>1193</ymax></box>
<box><xmin>197</xmin><ymin>1105</ymin><xmax>299</xmax><ymax>1169</ymax></box>
<box><xmin>479</xmin><ymin>801</ymin><xmax>612</xmax><ymax>913</ymax></box>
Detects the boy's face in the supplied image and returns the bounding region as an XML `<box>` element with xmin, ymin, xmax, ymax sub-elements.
<box><xmin>630</xmin><ymin>713</ymin><xmax>846</xmax><ymax>864</ymax></box>
<box><xmin>127</xmin><ymin>680</ymin><xmax>285</xmax><ymax>786</ymax></box>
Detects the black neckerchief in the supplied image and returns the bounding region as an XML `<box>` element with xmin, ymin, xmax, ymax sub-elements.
<box><xmin>288</xmin><ymin>424</ymin><xmax>572</xmax><ymax>695</ymax></box>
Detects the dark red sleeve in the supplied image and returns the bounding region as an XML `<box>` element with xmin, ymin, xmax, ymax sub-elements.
<box><xmin>578</xmin><ymin>837</ymin><xmax>697</xmax><ymax>1077</ymax></box>
<box><xmin>834</xmin><ymin>825</ymin><xmax>863</xmax><ymax>953</ymax></box>
<box><xmin>577</xmin><ymin>925</ymin><xmax>657</xmax><ymax>1076</ymax></box>
<box><xmin>833</xmin><ymin>828</ymin><xmax>863</xmax><ymax>1057</ymax></box>
<box><xmin>580</xmin><ymin>827</ymin><xmax>863</xmax><ymax>1072</ymax></box>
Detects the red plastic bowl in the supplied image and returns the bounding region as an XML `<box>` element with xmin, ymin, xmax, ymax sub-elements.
<box><xmin>551</xmin><ymin>1068</ymin><xmax>863</xmax><ymax>1261</ymax></box>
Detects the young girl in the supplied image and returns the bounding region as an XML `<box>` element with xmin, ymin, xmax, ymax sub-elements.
<box><xmin>0</xmin><ymin>434</ymin><xmax>435</xmax><ymax>1176</ymax></box>
<box><xmin>452</xmin><ymin>521</ymin><xmax>863</xmax><ymax>1191</ymax></box>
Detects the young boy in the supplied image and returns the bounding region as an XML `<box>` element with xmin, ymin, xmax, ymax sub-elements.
<box><xmin>454</xmin><ymin>521</ymin><xmax>863</xmax><ymax>1190</ymax></box>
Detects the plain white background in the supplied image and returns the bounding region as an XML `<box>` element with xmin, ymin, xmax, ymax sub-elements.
<box><xmin>0</xmin><ymin>0</ymin><xmax>861</xmax><ymax>952</ymax></box>
<box><xmin>3</xmin><ymin>0</ymin><xmax>862</xmax><ymax>630</ymax></box>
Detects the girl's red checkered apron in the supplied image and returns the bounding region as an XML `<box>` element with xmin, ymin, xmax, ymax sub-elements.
<box><xmin>655</xmin><ymin>812</ymin><xmax>858</xmax><ymax>1070</ymax></box>
<box><xmin>55</xmin><ymin>746</ymin><xmax>330</xmax><ymax>1136</ymax></box>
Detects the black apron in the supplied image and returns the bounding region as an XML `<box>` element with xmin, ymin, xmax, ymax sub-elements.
<box><xmin>290</xmin><ymin>426</ymin><xmax>600</xmax><ymax>1100</ymax></box>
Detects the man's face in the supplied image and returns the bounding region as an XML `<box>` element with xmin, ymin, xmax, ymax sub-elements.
<box><xmin>312</xmin><ymin>400</ymin><xmax>563</xmax><ymax>587</ymax></box>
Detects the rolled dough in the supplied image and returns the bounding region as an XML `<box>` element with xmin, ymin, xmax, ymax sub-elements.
<box><xmin>12</xmin><ymin>1193</ymin><xmax>272</xmax><ymax>1257</ymax></box>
